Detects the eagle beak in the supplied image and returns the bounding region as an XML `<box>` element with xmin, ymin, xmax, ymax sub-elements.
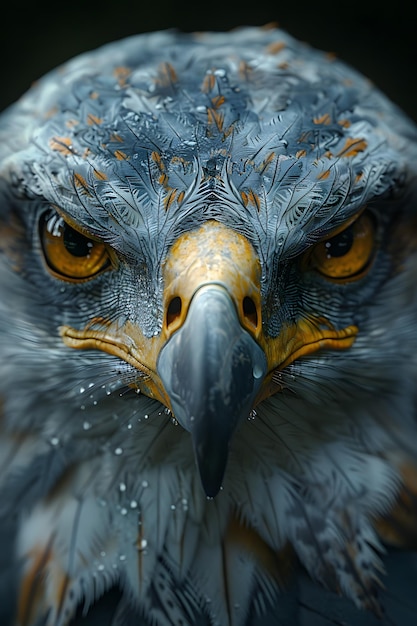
<box><xmin>157</xmin><ymin>284</ymin><xmax>267</xmax><ymax>497</ymax></box>
<box><xmin>156</xmin><ymin>220</ymin><xmax>267</xmax><ymax>497</ymax></box>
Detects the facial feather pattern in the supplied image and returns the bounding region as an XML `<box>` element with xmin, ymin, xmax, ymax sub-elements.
<box><xmin>1</xmin><ymin>24</ymin><xmax>417</xmax><ymax>626</ymax></box>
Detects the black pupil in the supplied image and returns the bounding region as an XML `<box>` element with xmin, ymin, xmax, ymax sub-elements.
<box><xmin>325</xmin><ymin>227</ymin><xmax>353</xmax><ymax>258</ymax></box>
<box><xmin>63</xmin><ymin>225</ymin><xmax>92</xmax><ymax>257</ymax></box>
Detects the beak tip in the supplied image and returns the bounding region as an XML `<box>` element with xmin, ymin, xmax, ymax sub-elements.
<box><xmin>202</xmin><ymin>483</ymin><xmax>222</xmax><ymax>499</ymax></box>
<box><xmin>200</xmin><ymin>477</ymin><xmax>224</xmax><ymax>499</ymax></box>
<box><xmin>194</xmin><ymin>440</ymin><xmax>228</xmax><ymax>499</ymax></box>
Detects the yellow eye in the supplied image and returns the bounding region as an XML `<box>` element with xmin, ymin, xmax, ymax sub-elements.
<box><xmin>40</xmin><ymin>211</ymin><xmax>110</xmax><ymax>281</ymax></box>
<box><xmin>308</xmin><ymin>212</ymin><xmax>375</xmax><ymax>280</ymax></box>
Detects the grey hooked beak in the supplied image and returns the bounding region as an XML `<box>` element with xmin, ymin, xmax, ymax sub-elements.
<box><xmin>157</xmin><ymin>286</ymin><xmax>267</xmax><ymax>497</ymax></box>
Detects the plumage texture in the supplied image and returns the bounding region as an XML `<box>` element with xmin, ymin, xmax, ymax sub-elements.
<box><xmin>1</xmin><ymin>24</ymin><xmax>417</xmax><ymax>626</ymax></box>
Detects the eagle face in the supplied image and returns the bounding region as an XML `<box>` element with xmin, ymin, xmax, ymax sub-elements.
<box><xmin>1</xmin><ymin>25</ymin><xmax>417</xmax><ymax>626</ymax></box>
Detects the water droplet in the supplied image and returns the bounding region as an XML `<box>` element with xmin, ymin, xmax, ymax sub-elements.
<box><xmin>119</xmin><ymin>554</ymin><xmax>126</xmax><ymax>561</ymax></box>
<box><xmin>114</xmin><ymin>447</ymin><xmax>123</xmax><ymax>456</ymax></box>
<box><xmin>141</xmin><ymin>480</ymin><xmax>149</xmax><ymax>488</ymax></box>
<box><xmin>170</xmin><ymin>504</ymin><xmax>176</xmax><ymax>510</ymax></box>
<box><xmin>164</xmin><ymin>407</ymin><xmax>171</xmax><ymax>415</ymax></box>
<box><xmin>97</xmin><ymin>563</ymin><xmax>105</xmax><ymax>571</ymax></box>
<box><xmin>79</xmin><ymin>386</ymin><xmax>85</xmax><ymax>394</ymax></box>
<box><xmin>144</xmin><ymin>414</ymin><xmax>149</xmax><ymax>420</ymax></box>
<box><xmin>253</xmin><ymin>364</ymin><xmax>264</xmax><ymax>379</ymax></box>
<box><xmin>139</xmin><ymin>539</ymin><xmax>147</xmax><ymax>550</ymax></box>
<box><xmin>83</xmin><ymin>421</ymin><xmax>91</xmax><ymax>430</ymax></box>
<box><xmin>120</xmin><ymin>507</ymin><xmax>128</xmax><ymax>515</ymax></box>
<box><xmin>100</xmin><ymin>551</ymin><xmax>106</xmax><ymax>557</ymax></box>
<box><xmin>119</xmin><ymin>482</ymin><xmax>126</xmax><ymax>492</ymax></box>
<box><xmin>130</xmin><ymin>500</ymin><xmax>138</xmax><ymax>509</ymax></box>
<box><xmin>135</xmin><ymin>388</ymin><xmax>141</xmax><ymax>395</ymax></box>
<box><xmin>88</xmin><ymin>383</ymin><xmax>94</xmax><ymax>388</ymax></box>
<box><xmin>50</xmin><ymin>437</ymin><xmax>59</xmax><ymax>446</ymax></box>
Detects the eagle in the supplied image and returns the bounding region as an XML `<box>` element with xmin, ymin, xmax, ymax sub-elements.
<box><xmin>1</xmin><ymin>23</ymin><xmax>417</xmax><ymax>626</ymax></box>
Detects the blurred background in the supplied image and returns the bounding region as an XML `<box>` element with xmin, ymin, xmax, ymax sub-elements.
<box><xmin>0</xmin><ymin>0</ymin><xmax>415</xmax><ymax>121</ymax></box>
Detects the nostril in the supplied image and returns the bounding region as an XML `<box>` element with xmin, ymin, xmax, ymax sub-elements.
<box><xmin>166</xmin><ymin>296</ymin><xmax>182</xmax><ymax>327</ymax></box>
<box><xmin>243</xmin><ymin>296</ymin><xmax>258</xmax><ymax>328</ymax></box>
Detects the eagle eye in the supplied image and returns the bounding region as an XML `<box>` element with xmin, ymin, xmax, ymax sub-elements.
<box><xmin>40</xmin><ymin>210</ymin><xmax>111</xmax><ymax>281</ymax></box>
<box><xmin>307</xmin><ymin>212</ymin><xmax>375</xmax><ymax>280</ymax></box>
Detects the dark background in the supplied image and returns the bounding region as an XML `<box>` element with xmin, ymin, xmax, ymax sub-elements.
<box><xmin>0</xmin><ymin>1</ymin><xmax>415</xmax><ymax>122</ymax></box>
<box><xmin>0</xmin><ymin>4</ymin><xmax>417</xmax><ymax>626</ymax></box>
